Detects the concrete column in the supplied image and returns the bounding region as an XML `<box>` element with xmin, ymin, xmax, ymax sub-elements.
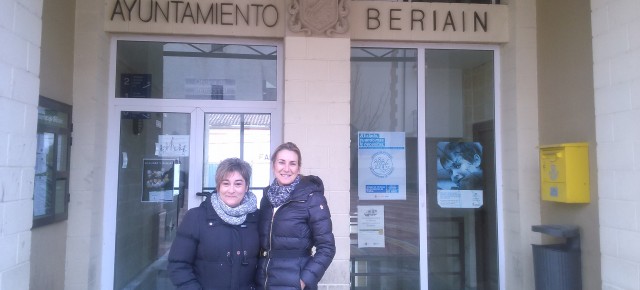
<box><xmin>64</xmin><ymin>0</ymin><xmax>110</xmax><ymax>289</ymax></box>
<box><xmin>499</xmin><ymin>0</ymin><xmax>541</xmax><ymax>289</ymax></box>
<box><xmin>283</xmin><ymin>36</ymin><xmax>351</xmax><ymax>289</ymax></box>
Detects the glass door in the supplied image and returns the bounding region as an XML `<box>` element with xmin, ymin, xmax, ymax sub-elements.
<box><xmin>350</xmin><ymin>45</ymin><xmax>499</xmax><ymax>290</ymax></box>
<box><xmin>112</xmin><ymin>109</ymin><xmax>273</xmax><ymax>290</ymax></box>
<box><xmin>201</xmin><ymin>112</ymin><xmax>272</xmax><ymax>202</ymax></box>
<box><xmin>113</xmin><ymin>110</ymin><xmax>190</xmax><ymax>290</ymax></box>
<box><xmin>105</xmin><ymin>36</ymin><xmax>281</xmax><ymax>289</ymax></box>
<box><xmin>424</xmin><ymin>49</ymin><xmax>497</xmax><ymax>290</ymax></box>
<box><xmin>350</xmin><ymin>47</ymin><xmax>421</xmax><ymax>289</ymax></box>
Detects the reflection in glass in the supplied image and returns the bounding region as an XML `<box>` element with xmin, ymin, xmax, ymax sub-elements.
<box><xmin>425</xmin><ymin>49</ymin><xmax>497</xmax><ymax>290</ymax></box>
<box><xmin>33</xmin><ymin>97</ymin><xmax>71</xmax><ymax>227</ymax></box>
<box><xmin>116</xmin><ymin>41</ymin><xmax>277</xmax><ymax>101</ymax></box>
<box><xmin>350</xmin><ymin>47</ymin><xmax>497</xmax><ymax>290</ymax></box>
<box><xmin>34</xmin><ymin>132</ymin><xmax>55</xmax><ymax>217</ymax></box>
<box><xmin>350</xmin><ymin>47</ymin><xmax>420</xmax><ymax>289</ymax></box>
<box><xmin>57</xmin><ymin>134</ymin><xmax>68</xmax><ymax>171</ymax></box>
<box><xmin>114</xmin><ymin>111</ymin><xmax>190</xmax><ymax>290</ymax></box>
<box><xmin>353</xmin><ymin>0</ymin><xmax>497</xmax><ymax>3</ymax></box>
<box><xmin>55</xmin><ymin>180</ymin><xmax>67</xmax><ymax>215</ymax></box>
<box><xmin>203</xmin><ymin>113</ymin><xmax>271</xmax><ymax>201</ymax></box>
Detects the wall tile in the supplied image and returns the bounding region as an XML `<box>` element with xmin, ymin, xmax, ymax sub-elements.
<box><xmin>3</xmin><ymin>199</ymin><xmax>33</xmax><ymax>235</ymax></box>
<box><xmin>307</xmin><ymin>38</ymin><xmax>349</xmax><ymax>61</ymax></box>
<box><xmin>599</xmin><ymin>198</ymin><xmax>637</xmax><ymax>230</ymax></box>
<box><xmin>601</xmin><ymin>255</ymin><xmax>640</xmax><ymax>290</ymax></box>
<box><xmin>0</xmin><ymin>262</ymin><xmax>30</xmax><ymax>290</ymax></box>
<box><xmin>0</xmin><ymin>28</ymin><xmax>28</xmax><ymax>70</ymax></box>
<box><xmin>13</xmin><ymin>3</ymin><xmax>41</xmax><ymax>46</ymax></box>
<box><xmin>285</xmin><ymin>59</ymin><xmax>328</xmax><ymax>81</ymax></box>
<box><xmin>285</xmin><ymin>37</ymin><xmax>307</xmax><ymax>59</ymax></box>
<box><xmin>0</xmin><ymin>235</ymin><xmax>18</xmax><ymax>271</ymax></box>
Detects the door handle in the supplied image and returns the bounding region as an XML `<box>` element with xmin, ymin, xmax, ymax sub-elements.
<box><xmin>196</xmin><ymin>190</ymin><xmax>216</xmax><ymax>199</ymax></box>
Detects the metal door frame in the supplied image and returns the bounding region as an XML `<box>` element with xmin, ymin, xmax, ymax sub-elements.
<box><xmin>101</xmin><ymin>34</ymin><xmax>283</xmax><ymax>290</ymax></box>
<box><xmin>351</xmin><ymin>41</ymin><xmax>504</xmax><ymax>290</ymax></box>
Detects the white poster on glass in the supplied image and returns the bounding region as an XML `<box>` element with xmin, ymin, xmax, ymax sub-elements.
<box><xmin>357</xmin><ymin>205</ymin><xmax>385</xmax><ymax>248</ymax></box>
<box><xmin>156</xmin><ymin>135</ymin><xmax>190</xmax><ymax>157</ymax></box>
<box><xmin>358</xmin><ymin>132</ymin><xmax>406</xmax><ymax>200</ymax></box>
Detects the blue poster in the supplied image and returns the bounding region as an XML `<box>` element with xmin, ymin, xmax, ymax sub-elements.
<box><xmin>358</xmin><ymin>132</ymin><xmax>406</xmax><ymax>200</ymax></box>
<box><xmin>436</xmin><ymin>141</ymin><xmax>484</xmax><ymax>208</ymax></box>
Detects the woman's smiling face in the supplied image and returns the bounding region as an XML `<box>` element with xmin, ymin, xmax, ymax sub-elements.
<box><xmin>218</xmin><ymin>171</ymin><xmax>247</xmax><ymax>208</ymax></box>
<box><xmin>272</xmin><ymin>149</ymin><xmax>300</xmax><ymax>186</ymax></box>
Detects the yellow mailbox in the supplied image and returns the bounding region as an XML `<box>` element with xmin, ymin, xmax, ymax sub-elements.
<box><xmin>539</xmin><ymin>143</ymin><xmax>590</xmax><ymax>203</ymax></box>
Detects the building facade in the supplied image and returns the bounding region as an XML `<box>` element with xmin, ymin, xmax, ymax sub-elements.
<box><xmin>0</xmin><ymin>0</ymin><xmax>638</xmax><ymax>289</ymax></box>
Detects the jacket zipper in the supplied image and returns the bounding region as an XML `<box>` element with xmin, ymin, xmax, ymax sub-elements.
<box><xmin>264</xmin><ymin>207</ymin><xmax>276</xmax><ymax>290</ymax></box>
<box><xmin>264</xmin><ymin>199</ymin><xmax>307</xmax><ymax>290</ymax></box>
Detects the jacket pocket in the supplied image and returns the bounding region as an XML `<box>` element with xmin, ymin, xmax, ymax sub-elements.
<box><xmin>197</xmin><ymin>260</ymin><xmax>232</xmax><ymax>289</ymax></box>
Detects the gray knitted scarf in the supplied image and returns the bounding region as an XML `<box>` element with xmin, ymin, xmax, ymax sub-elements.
<box><xmin>266</xmin><ymin>175</ymin><xmax>301</xmax><ymax>208</ymax></box>
<box><xmin>210</xmin><ymin>191</ymin><xmax>258</xmax><ymax>225</ymax></box>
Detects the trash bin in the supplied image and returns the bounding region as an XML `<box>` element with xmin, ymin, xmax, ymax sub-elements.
<box><xmin>531</xmin><ymin>224</ymin><xmax>582</xmax><ymax>290</ymax></box>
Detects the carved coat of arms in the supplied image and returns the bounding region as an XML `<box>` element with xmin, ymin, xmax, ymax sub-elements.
<box><xmin>289</xmin><ymin>0</ymin><xmax>349</xmax><ymax>36</ymax></box>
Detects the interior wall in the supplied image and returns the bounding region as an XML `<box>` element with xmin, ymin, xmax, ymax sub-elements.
<box><xmin>31</xmin><ymin>0</ymin><xmax>75</xmax><ymax>289</ymax></box>
<box><xmin>536</xmin><ymin>1</ymin><xmax>600</xmax><ymax>290</ymax></box>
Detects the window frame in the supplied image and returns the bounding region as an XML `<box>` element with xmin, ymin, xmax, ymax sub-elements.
<box><xmin>402</xmin><ymin>0</ymin><xmax>500</xmax><ymax>3</ymax></box>
<box><xmin>33</xmin><ymin>96</ymin><xmax>72</xmax><ymax>228</ymax></box>
<box><xmin>349</xmin><ymin>41</ymin><xmax>505</xmax><ymax>290</ymax></box>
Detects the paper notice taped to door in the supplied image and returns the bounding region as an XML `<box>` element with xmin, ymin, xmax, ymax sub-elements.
<box><xmin>437</xmin><ymin>190</ymin><xmax>483</xmax><ymax>208</ymax></box>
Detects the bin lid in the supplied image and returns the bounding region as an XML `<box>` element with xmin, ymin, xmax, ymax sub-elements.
<box><xmin>532</xmin><ymin>224</ymin><xmax>580</xmax><ymax>238</ymax></box>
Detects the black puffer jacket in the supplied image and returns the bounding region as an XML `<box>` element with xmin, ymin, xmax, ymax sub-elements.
<box><xmin>167</xmin><ymin>198</ymin><xmax>259</xmax><ymax>290</ymax></box>
<box><xmin>256</xmin><ymin>175</ymin><xmax>336</xmax><ymax>290</ymax></box>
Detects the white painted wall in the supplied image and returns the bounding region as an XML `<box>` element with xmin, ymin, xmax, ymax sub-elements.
<box><xmin>0</xmin><ymin>0</ymin><xmax>43</xmax><ymax>289</ymax></box>
<box><xmin>283</xmin><ymin>36</ymin><xmax>351</xmax><ymax>289</ymax></box>
<box><xmin>592</xmin><ymin>1</ymin><xmax>640</xmax><ymax>289</ymax></box>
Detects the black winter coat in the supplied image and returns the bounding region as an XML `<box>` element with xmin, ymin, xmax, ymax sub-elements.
<box><xmin>167</xmin><ymin>198</ymin><xmax>259</xmax><ymax>290</ymax></box>
<box><xmin>256</xmin><ymin>175</ymin><xmax>336</xmax><ymax>290</ymax></box>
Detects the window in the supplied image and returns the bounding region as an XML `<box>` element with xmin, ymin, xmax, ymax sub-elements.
<box><xmin>406</xmin><ymin>0</ymin><xmax>498</xmax><ymax>3</ymax></box>
<box><xmin>350</xmin><ymin>46</ymin><xmax>498</xmax><ymax>289</ymax></box>
<box><xmin>355</xmin><ymin>0</ymin><xmax>499</xmax><ymax>3</ymax></box>
<box><xmin>33</xmin><ymin>96</ymin><xmax>72</xmax><ymax>227</ymax></box>
<box><xmin>115</xmin><ymin>41</ymin><xmax>278</xmax><ymax>101</ymax></box>
<box><xmin>350</xmin><ymin>47</ymin><xmax>420</xmax><ymax>289</ymax></box>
